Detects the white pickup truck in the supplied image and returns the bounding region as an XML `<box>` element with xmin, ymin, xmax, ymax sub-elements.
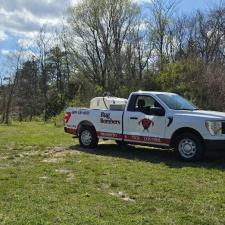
<box><xmin>64</xmin><ymin>91</ymin><xmax>225</xmax><ymax>161</ymax></box>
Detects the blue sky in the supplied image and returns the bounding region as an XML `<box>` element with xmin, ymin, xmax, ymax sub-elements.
<box><xmin>179</xmin><ymin>0</ymin><xmax>222</xmax><ymax>13</ymax></box>
<box><xmin>0</xmin><ymin>0</ymin><xmax>223</xmax><ymax>75</ymax></box>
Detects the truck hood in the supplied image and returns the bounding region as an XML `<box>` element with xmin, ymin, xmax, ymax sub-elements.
<box><xmin>174</xmin><ymin>110</ymin><xmax>225</xmax><ymax>120</ymax></box>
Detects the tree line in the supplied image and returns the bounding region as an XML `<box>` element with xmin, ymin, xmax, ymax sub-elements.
<box><xmin>1</xmin><ymin>0</ymin><xmax>225</xmax><ymax>123</ymax></box>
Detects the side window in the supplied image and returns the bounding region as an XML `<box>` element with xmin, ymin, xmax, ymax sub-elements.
<box><xmin>135</xmin><ymin>96</ymin><xmax>159</xmax><ymax>115</ymax></box>
<box><xmin>127</xmin><ymin>95</ymin><xmax>164</xmax><ymax>115</ymax></box>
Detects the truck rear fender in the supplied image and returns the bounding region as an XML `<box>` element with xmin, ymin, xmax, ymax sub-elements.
<box><xmin>77</xmin><ymin>120</ymin><xmax>96</xmax><ymax>137</ymax></box>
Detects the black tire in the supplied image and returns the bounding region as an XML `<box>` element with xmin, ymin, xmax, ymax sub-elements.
<box><xmin>174</xmin><ymin>133</ymin><xmax>204</xmax><ymax>162</ymax></box>
<box><xmin>79</xmin><ymin>126</ymin><xmax>98</xmax><ymax>148</ymax></box>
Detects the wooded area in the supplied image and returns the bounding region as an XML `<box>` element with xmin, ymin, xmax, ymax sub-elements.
<box><xmin>0</xmin><ymin>0</ymin><xmax>225</xmax><ymax>123</ymax></box>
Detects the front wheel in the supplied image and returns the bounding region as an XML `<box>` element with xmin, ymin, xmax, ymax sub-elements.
<box><xmin>79</xmin><ymin>126</ymin><xmax>98</xmax><ymax>148</ymax></box>
<box><xmin>174</xmin><ymin>133</ymin><xmax>204</xmax><ymax>162</ymax></box>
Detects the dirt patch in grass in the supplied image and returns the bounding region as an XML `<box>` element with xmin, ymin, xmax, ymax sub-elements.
<box><xmin>39</xmin><ymin>176</ymin><xmax>49</xmax><ymax>180</ymax></box>
<box><xmin>0</xmin><ymin>156</ymin><xmax>8</xmax><ymax>160</ymax></box>
<box><xmin>0</xmin><ymin>164</ymin><xmax>11</xmax><ymax>169</ymax></box>
<box><xmin>41</xmin><ymin>146</ymin><xmax>83</xmax><ymax>163</ymax></box>
<box><xmin>20</xmin><ymin>150</ymin><xmax>41</xmax><ymax>158</ymax></box>
<box><xmin>42</xmin><ymin>158</ymin><xmax>63</xmax><ymax>163</ymax></box>
<box><xmin>55</xmin><ymin>169</ymin><xmax>75</xmax><ymax>181</ymax></box>
<box><xmin>109</xmin><ymin>191</ymin><xmax>136</xmax><ymax>202</ymax></box>
<box><xmin>44</xmin><ymin>146</ymin><xmax>82</xmax><ymax>157</ymax></box>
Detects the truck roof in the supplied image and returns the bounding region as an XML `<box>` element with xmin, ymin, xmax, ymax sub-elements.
<box><xmin>132</xmin><ymin>91</ymin><xmax>176</xmax><ymax>95</ymax></box>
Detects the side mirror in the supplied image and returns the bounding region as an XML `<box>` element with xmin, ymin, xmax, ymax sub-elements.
<box><xmin>150</xmin><ymin>107</ymin><xmax>165</xmax><ymax>116</ymax></box>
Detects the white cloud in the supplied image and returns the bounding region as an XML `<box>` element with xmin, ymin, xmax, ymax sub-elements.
<box><xmin>1</xmin><ymin>49</ymin><xmax>10</xmax><ymax>56</ymax></box>
<box><xmin>0</xmin><ymin>0</ymin><xmax>148</xmax><ymax>57</ymax></box>
<box><xmin>0</xmin><ymin>0</ymin><xmax>80</xmax><ymax>40</ymax></box>
<box><xmin>0</xmin><ymin>48</ymin><xmax>37</xmax><ymax>65</ymax></box>
<box><xmin>0</xmin><ymin>0</ymin><xmax>72</xmax><ymax>19</ymax></box>
<box><xmin>0</xmin><ymin>0</ymin><xmax>81</xmax><ymax>64</ymax></box>
<box><xmin>0</xmin><ymin>0</ymin><xmax>148</xmax><ymax>39</ymax></box>
<box><xmin>0</xmin><ymin>30</ymin><xmax>7</xmax><ymax>41</ymax></box>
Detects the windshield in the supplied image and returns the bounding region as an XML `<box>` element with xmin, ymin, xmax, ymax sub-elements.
<box><xmin>157</xmin><ymin>94</ymin><xmax>198</xmax><ymax>110</ymax></box>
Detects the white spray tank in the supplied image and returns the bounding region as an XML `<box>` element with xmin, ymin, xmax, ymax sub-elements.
<box><xmin>90</xmin><ymin>96</ymin><xmax>128</xmax><ymax>111</ymax></box>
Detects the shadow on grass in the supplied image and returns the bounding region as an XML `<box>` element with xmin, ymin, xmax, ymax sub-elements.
<box><xmin>69</xmin><ymin>143</ymin><xmax>225</xmax><ymax>171</ymax></box>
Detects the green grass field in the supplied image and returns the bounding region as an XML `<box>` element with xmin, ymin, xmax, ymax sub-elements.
<box><xmin>0</xmin><ymin>122</ymin><xmax>225</xmax><ymax>225</ymax></box>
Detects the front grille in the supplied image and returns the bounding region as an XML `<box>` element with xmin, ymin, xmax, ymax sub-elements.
<box><xmin>222</xmin><ymin>122</ymin><xmax>225</xmax><ymax>134</ymax></box>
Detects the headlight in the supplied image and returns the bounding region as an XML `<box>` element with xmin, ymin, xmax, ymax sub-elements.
<box><xmin>205</xmin><ymin>121</ymin><xmax>222</xmax><ymax>136</ymax></box>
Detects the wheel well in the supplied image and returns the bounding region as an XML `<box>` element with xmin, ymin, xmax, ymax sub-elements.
<box><xmin>170</xmin><ymin>127</ymin><xmax>205</xmax><ymax>148</ymax></box>
<box><xmin>77</xmin><ymin>120</ymin><xmax>96</xmax><ymax>136</ymax></box>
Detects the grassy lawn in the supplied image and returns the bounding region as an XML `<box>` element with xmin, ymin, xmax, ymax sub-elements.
<box><xmin>0</xmin><ymin>122</ymin><xmax>225</xmax><ymax>225</ymax></box>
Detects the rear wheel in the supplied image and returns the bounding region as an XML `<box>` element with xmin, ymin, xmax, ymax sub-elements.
<box><xmin>79</xmin><ymin>126</ymin><xmax>98</xmax><ymax>148</ymax></box>
<box><xmin>174</xmin><ymin>133</ymin><xmax>204</xmax><ymax>162</ymax></box>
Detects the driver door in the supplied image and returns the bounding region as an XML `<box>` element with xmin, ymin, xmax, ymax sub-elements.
<box><xmin>123</xmin><ymin>95</ymin><xmax>169</xmax><ymax>146</ymax></box>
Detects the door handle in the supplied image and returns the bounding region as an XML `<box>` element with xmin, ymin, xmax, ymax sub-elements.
<box><xmin>130</xmin><ymin>117</ymin><xmax>138</xmax><ymax>120</ymax></box>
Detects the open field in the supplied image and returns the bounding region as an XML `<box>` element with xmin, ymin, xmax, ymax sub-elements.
<box><xmin>0</xmin><ymin>122</ymin><xmax>225</xmax><ymax>225</ymax></box>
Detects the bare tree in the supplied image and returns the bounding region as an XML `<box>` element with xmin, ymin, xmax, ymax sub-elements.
<box><xmin>66</xmin><ymin>0</ymin><xmax>140</xmax><ymax>93</ymax></box>
<box><xmin>124</xmin><ymin>16</ymin><xmax>154</xmax><ymax>81</ymax></box>
<box><xmin>1</xmin><ymin>48</ymin><xmax>23</xmax><ymax>124</ymax></box>
<box><xmin>35</xmin><ymin>25</ymin><xmax>53</xmax><ymax>121</ymax></box>
<box><xmin>147</xmin><ymin>0</ymin><xmax>178</xmax><ymax>69</ymax></box>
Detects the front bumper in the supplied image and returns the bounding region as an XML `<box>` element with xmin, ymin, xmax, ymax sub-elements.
<box><xmin>205</xmin><ymin>140</ymin><xmax>225</xmax><ymax>151</ymax></box>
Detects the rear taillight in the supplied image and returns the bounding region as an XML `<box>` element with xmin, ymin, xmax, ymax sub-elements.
<box><xmin>64</xmin><ymin>112</ymin><xmax>71</xmax><ymax>123</ymax></box>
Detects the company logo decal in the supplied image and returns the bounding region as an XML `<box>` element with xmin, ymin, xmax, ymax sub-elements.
<box><xmin>72</xmin><ymin>110</ymin><xmax>90</xmax><ymax>115</ymax></box>
<box><xmin>100</xmin><ymin>112</ymin><xmax>121</xmax><ymax>125</ymax></box>
<box><xmin>138</xmin><ymin>118</ymin><xmax>154</xmax><ymax>131</ymax></box>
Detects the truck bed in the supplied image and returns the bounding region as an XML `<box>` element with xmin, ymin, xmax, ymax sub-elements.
<box><xmin>64</xmin><ymin>107</ymin><xmax>124</xmax><ymax>139</ymax></box>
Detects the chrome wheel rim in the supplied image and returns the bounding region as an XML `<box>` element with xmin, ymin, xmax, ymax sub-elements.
<box><xmin>178</xmin><ymin>138</ymin><xmax>197</xmax><ymax>159</ymax></box>
<box><xmin>81</xmin><ymin>130</ymin><xmax>92</xmax><ymax>146</ymax></box>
